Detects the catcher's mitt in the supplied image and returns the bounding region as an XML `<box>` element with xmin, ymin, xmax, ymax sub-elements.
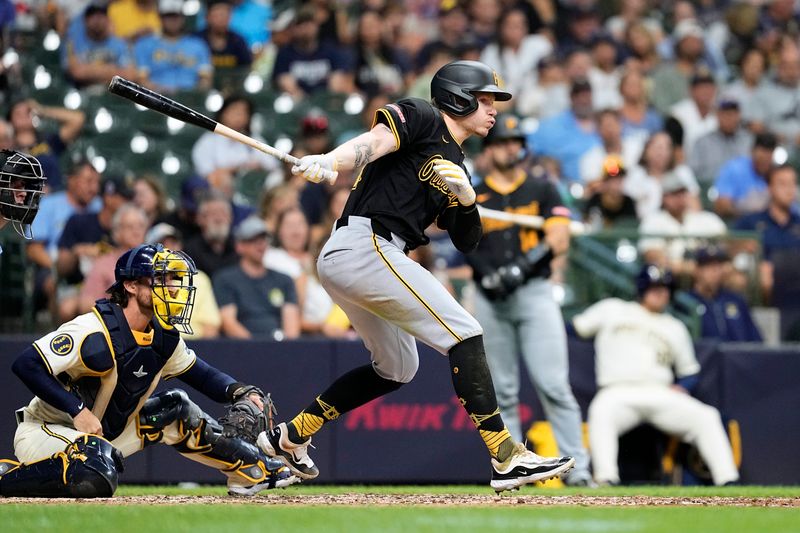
<box><xmin>218</xmin><ymin>391</ymin><xmax>277</xmax><ymax>444</ymax></box>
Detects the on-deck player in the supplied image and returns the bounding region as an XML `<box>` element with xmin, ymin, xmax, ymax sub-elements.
<box><xmin>258</xmin><ymin>60</ymin><xmax>575</xmax><ymax>493</ymax></box>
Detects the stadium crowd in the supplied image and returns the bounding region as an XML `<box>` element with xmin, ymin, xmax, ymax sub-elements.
<box><xmin>1</xmin><ymin>0</ymin><xmax>800</xmax><ymax>342</ymax></box>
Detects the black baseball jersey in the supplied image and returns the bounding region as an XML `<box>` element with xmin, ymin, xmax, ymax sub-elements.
<box><xmin>467</xmin><ymin>171</ymin><xmax>571</xmax><ymax>278</ymax></box>
<box><xmin>340</xmin><ymin>97</ymin><xmax>467</xmax><ymax>250</ymax></box>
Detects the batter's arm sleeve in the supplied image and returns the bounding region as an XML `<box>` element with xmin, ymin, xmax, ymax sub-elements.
<box><xmin>438</xmin><ymin>203</ymin><xmax>483</xmax><ymax>253</ymax></box>
<box><xmin>12</xmin><ymin>346</ymin><xmax>84</xmax><ymax>417</ymax></box>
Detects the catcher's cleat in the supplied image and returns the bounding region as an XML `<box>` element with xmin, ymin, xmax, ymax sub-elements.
<box><xmin>490</xmin><ymin>442</ymin><xmax>575</xmax><ymax>493</ymax></box>
<box><xmin>227</xmin><ymin>468</ymin><xmax>300</xmax><ymax>497</ymax></box>
<box><xmin>257</xmin><ymin>422</ymin><xmax>319</xmax><ymax>479</ymax></box>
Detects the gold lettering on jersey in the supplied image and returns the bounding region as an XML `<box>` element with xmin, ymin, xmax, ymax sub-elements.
<box><xmin>50</xmin><ymin>334</ymin><xmax>74</xmax><ymax>356</ymax></box>
<box><xmin>482</xmin><ymin>202</ymin><xmax>540</xmax><ymax>234</ymax></box>
<box><xmin>418</xmin><ymin>154</ymin><xmax>457</xmax><ymax>201</ymax></box>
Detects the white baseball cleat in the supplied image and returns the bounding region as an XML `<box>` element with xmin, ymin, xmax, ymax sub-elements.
<box><xmin>257</xmin><ymin>422</ymin><xmax>319</xmax><ymax>480</ymax></box>
<box><xmin>490</xmin><ymin>442</ymin><xmax>575</xmax><ymax>493</ymax></box>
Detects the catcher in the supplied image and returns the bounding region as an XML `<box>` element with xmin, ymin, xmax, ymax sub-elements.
<box><xmin>0</xmin><ymin>243</ymin><xmax>296</xmax><ymax>497</ymax></box>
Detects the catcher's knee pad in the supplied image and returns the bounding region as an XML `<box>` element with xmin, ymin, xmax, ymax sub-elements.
<box><xmin>139</xmin><ymin>388</ymin><xmax>205</xmax><ymax>443</ymax></box>
<box><xmin>0</xmin><ymin>435</ymin><xmax>123</xmax><ymax>498</ymax></box>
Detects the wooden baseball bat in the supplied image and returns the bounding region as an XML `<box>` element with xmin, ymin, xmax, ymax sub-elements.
<box><xmin>477</xmin><ymin>205</ymin><xmax>587</xmax><ymax>235</ymax></box>
<box><xmin>107</xmin><ymin>76</ymin><xmax>337</xmax><ymax>182</ymax></box>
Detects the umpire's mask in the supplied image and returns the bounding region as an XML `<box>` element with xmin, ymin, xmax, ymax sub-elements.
<box><xmin>0</xmin><ymin>150</ymin><xmax>47</xmax><ymax>239</ymax></box>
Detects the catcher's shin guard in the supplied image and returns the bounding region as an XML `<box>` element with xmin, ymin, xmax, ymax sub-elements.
<box><xmin>139</xmin><ymin>388</ymin><xmax>290</xmax><ymax>489</ymax></box>
<box><xmin>0</xmin><ymin>435</ymin><xmax>123</xmax><ymax>498</ymax></box>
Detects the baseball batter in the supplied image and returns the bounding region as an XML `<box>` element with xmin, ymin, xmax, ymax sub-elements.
<box><xmin>572</xmin><ymin>265</ymin><xmax>739</xmax><ymax>486</ymax></box>
<box><xmin>0</xmin><ymin>244</ymin><xmax>293</xmax><ymax>497</ymax></box>
<box><xmin>467</xmin><ymin>114</ymin><xmax>593</xmax><ymax>486</ymax></box>
<box><xmin>258</xmin><ymin>60</ymin><xmax>574</xmax><ymax>492</ymax></box>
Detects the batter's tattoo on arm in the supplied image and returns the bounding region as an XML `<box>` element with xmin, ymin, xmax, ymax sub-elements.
<box><xmin>353</xmin><ymin>143</ymin><xmax>375</xmax><ymax>170</ymax></box>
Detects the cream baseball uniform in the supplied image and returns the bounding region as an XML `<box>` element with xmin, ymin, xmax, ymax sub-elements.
<box><xmin>573</xmin><ymin>298</ymin><xmax>739</xmax><ymax>485</ymax></box>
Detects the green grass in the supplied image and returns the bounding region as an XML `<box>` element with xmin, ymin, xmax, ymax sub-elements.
<box><xmin>3</xmin><ymin>485</ymin><xmax>799</xmax><ymax>533</ymax></box>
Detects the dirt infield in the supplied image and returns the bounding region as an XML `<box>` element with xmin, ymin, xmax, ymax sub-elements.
<box><xmin>2</xmin><ymin>494</ymin><xmax>799</xmax><ymax>507</ymax></box>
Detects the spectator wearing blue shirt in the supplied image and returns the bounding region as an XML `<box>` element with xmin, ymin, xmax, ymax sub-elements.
<box><xmin>196</xmin><ymin>0</ymin><xmax>252</xmax><ymax>73</ymax></box>
<box><xmin>26</xmin><ymin>160</ymin><xmax>101</xmax><ymax>317</ymax></box>
<box><xmin>713</xmin><ymin>132</ymin><xmax>776</xmax><ymax>219</ymax></box>
<box><xmin>229</xmin><ymin>0</ymin><xmax>272</xmax><ymax>51</ymax></box>
<box><xmin>734</xmin><ymin>164</ymin><xmax>800</xmax><ymax>303</ymax></box>
<box><xmin>687</xmin><ymin>245</ymin><xmax>763</xmax><ymax>342</ymax></box>
<box><xmin>528</xmin><ymin>78</ymin><xmax>601</xmax><ymax>183</ymax></box>
<box><xmin>134</xmin><ymin>0</ymin><xmax>213</xmax><ymax>93</ymax></box>
<box><xmin>272</xmin><ymin>6</ymin><xmax>354</xmax><ymax>99</ymax></box>
<box><xmin>8</xmin><ymin>99</ymin><xmax>85</xmax><ymax>192</ymax></box>
<box><xmin>62</xmin><ymin>3</ymin><xmax>138</xmax><ymax>88</ymax></box>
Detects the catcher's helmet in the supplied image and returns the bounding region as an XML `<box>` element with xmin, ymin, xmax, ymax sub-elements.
<box><xmin>0</xmin><ymin>150</ymin><xmax>46</xmax><ymax>239</ymax></box>
<box><xmin>635</xmin><ymin>264</ymin><xmax>675</xmax><ymax>298</ymax></box>
<box><xmin>431</xmin><ymin>60</ymin><xmax>511</xmax><ymax>117</ymax></box>
<box><xmin>109</xmin><ymin>244</ymin><xmax>198</xmax><ymax>334</ymax></box>
<box><xmin>483</xmin><ymin>113</ymin><xmax>525</xmax><ymax>146</ymax></box>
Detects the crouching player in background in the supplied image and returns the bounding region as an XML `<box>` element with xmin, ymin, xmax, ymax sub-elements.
<box><xmin>0</xmin><ymin>244</ymin><xmax>295</xmax><ymax>497</ymax></box>
<box><xmin>572</xmin><ymin>264</ymin><xmax>739</xmax><ymax>486</ymax></box>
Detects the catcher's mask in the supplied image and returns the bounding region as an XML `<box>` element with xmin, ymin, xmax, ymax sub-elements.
<box><xmin>110</xmin><ymin>244</ymin><xmax>198</xmax><ymax>334</ymax></box>
<box><xmin>0</xmin><ymin>150</ymin><xmax>46</xmax><ymax>239</ymax></box>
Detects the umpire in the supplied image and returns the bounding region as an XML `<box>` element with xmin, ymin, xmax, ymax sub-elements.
<box><xmin>467</xmin><ymin>114</ymin><xmax>593</xmax><ymax>486</ymax></box>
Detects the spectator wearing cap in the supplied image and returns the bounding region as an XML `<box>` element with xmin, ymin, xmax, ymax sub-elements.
<box><xmin>146</xmin><ymin>222</ymin><xmax>222</xmax><ymax>339</ymax></box>
<box><xmin>750</xmin><ymin>43</ymin><xmax>800</xmax><ymax>145</ymax></box>
<box><xmin>734</xmin><ymin>164</ymin><xmax>800</xmax><ymax>302</ymax></box>
<box><xmin>713</xmin><ymin>132</ymin><xmax>777</xmax><ymax>219</ymax></box>
<box><xmin>134</xmin><ymin>0</ymin><xmax>213</xmax><ymax>93</ymax></box>
<box><xmin>618</xmin><ymin>68</ymin><xmax>663</xmax><ymax>139</ymax></box>
<box><xmin>108</xmin><ymin>0</ymin><xmax>161</xmax><ymax>41</ymax></box>
<box><xmin>414</xmin><ymin>1</ymin><xmax>470</xmax><ymax>73</ymax></box>
<box><xmin>196</xmin><ymin>0</ymin><xmax>252</xmax><ymax>74</ymax></box>
<box><xmin>78</xmin><ymin>204</ymin><xmax>149</xmax><ymax>313</ymax></box>
<box><xmin>579</xmin><ymin>108</ymin><xmax>645</xmax><ymax>185</ymax></box>
<box><xmin>26</xmin><ymin>159</ymin><xmax>101</xmax><ymax>319</ymax></box>
<box><xmin>582</xmin><ymin>155</ymin><xmax>638</xmax><ymax>229</ymax></box>
<box><xmin>588</xmin><ymin>33</ymin><xmax>623</xmax><ymax>111</ymax></box>
<box><xmin>214</xmin><ymin>216</ymin><xmax>300</xmax><ymax>340</ymax></box>
<box><xmin>478</xmin><ymin>7</ymin><xmax>552</xmax><ymax>104</ymax></box>
<box><xmin>638</xmin><ymin>171</ymin><xmax>727</xmax><ymax>272</ymax></box>
<box><xmin>528</xmin><ymin>78</ymin><xmax>601</xmax><ymax>183</ymax></box>
<box><xmin>688</xmin><ymin>98</ymin><xmax>753</xmax><ymax>184</ymax></box>
<box><xmin>669</xmin><ymin>70</ymin><xmax>719</xmax><ymax>160</ymax></box>
<box><xmin>624</xmin><ymin>131</ymin><xmax>701</xmax><ymax>219</ymax></box>
<box><xmin>650</xmin><ymin>20</ymin><xmax>708</xmax><ymax>116</ymax></box>
<box><xmin>686</xmin><ymin>246</ymin><xmax>763</xmax><ymax>342</ymax></box>
<box><xmin>183</xmin><ymin>191</ymin><xmax>238</xmax><ymax>278</ymax></box>
<box><xmin>191</xmin><ymin>95</ymin><xmax>281</xmax><ymax>183</ymax></box>
<box><xmin>352</xmin><ymin>10</ymin><xmax>411</xmax><ymax>99</ymax></box>
<box><xmin>62</xmin><ymin>3</ymin><xmax>138</xmax><ymax>87</ymax></box>
<box><xmin>272</xmin><ymin>5</ymin><xmax>354</xmax><ymax>99</ymax></box>
<box><xmin>723</xmin><ymin>49</ymin><xmax>768</xmax><ymax>126</ymax></box>
<box><xmin>515</xmin><ymin>54</ymin><xmax>569</xmax><ymax>119</ymax></box>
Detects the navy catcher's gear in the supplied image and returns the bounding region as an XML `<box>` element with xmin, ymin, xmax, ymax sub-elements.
<box><xmin>431</xmin><ymin>60</ymin><xmax>511</xmax><ymax>117</ymax></box>
<box><xmin>0</xmin><ymin>150</ymin><xmax>46</xmax><ymax>239</ymax></box>
<box><xmin>0</xmin><ymin>435</ymin><xmax>122</xmax><ymax>498</ymax></box>
<box><xmin>636</xmin><ymin>264</ymin><xmax>676</xmax><ymax>298</ymax></box>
